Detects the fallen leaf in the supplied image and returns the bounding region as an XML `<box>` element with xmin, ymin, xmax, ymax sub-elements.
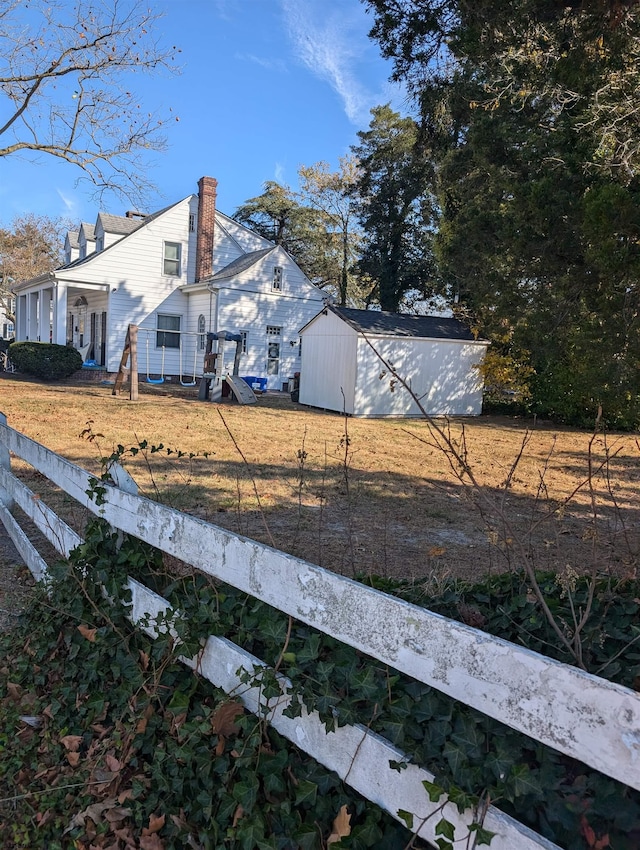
<box><xmin>105</xmin><ymin>754</ymin><xmax>121</xmax><ymax>772</ymax></box>
<box><xmin>104</xmin><ymin>806</ymin><xmax>132</xmax><ymax>823</ymax></box>
<box><xmin>92</xmin><ymin>768</ymin><xmax>117</xmax><ymax>784</ymax></box>
<box><xmin>66</xmin><ymin>751</ymin><xmax>81</xmax><ymax>768</ymax></box>
<box><xmin>136</xmin><ymin>704</ymin><xmax>155</xmax><ymax>735</ymax></box>
<box><xmin>139</xmin><ymin>833</ymin><xmax>164</xmax><ymax>850</ymax></box>
<box><xmin>63</xmin><ymin>799</ymin><xmax>121</xmax><ymax>834</ymax></box>
<box><xmin>233</xmin><ymin>805</ymin><xmax>244</xmax><ymax>827</ymax></box>
<box><xmin>211</xmin><ymin>701</ymin><xmax>243</xmax><ymax>737</ymax></box>
<box><xmin>327</xmin><ymin>805</ymin><xmax>351</xmax><ymax>845</ymax></box>
<box><xmin>6</xmin><ymin>682</ymin><xmax>22</xmax><ymax>701</ymax></box>
<box><xmin>114</xmin><ymin>826</ymin><xmax>137</xmax><ymax>847</ymax></box>
<box><xmin>78</xmin><ymin>624</ymin><xmax>97</xmax><ymax>642</ymax></box>
<box><xmin>60</xmin><ymin>734</ymin><xmax>83</xmax><ymax>752</ymax></box>
<box><xmin>147</xmin><ymin>813</ymin><xmax>165</xmax><ymax>833</ymax></box>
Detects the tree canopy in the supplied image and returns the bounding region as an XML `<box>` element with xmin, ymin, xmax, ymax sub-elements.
<box><xmin>0</xmin><ymin>214</ymin><xmax>65</xmax><ymax>326</ymax></box>
<box><xmin>350</xmin><ymin>104</ymin><xmax>440</xmax><ymax>312</ymax></box>
<box><xmin>365</xmin><ymin>0</ymin><xmax>640</xmax><ymax>427</ymax></box>
<box><xmin>0</xmin><ymin>0</ymin><xmax>180</xmax><ymax>203</ymax></box>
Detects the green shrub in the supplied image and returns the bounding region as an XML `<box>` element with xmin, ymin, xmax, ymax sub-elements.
<box><xmin>8</xmin><ymin>341</ymin><xmax>83</xmax><ymax>380</ymax></box>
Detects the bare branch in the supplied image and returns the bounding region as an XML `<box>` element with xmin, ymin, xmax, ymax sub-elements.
<box><xmin>0</xmin><ymin>0</ymin><xmax>181</xmax><ymax>204</ymax></box>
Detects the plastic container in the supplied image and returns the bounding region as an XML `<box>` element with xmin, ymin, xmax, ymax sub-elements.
<box><xmin>241</xmin><ymin>376</ymin><xmax>267</xmax><ymax>392</ymax></box>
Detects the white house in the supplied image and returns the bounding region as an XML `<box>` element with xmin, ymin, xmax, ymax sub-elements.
<box><xmin>298</xmin><ymin>306</ymin><xmax>489</xmax><ymax>417</ymax></box>
<box><xmin>1</xmin><ymin>294</ymin><xmax>15</xmax><ymax>339</ymax></box>
<box><xmin>12</xmin><ymin>177</ymin><xmax>325</xmax><ymax>389</ymax></box>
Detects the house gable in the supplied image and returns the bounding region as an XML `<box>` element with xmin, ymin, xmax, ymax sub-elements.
<box><xmin>78</xmin><ymin>223</ymin><xmax>96</xmax><ymax>260</ymax></box>
<box><xmin>211</xmin><ymin>245</ymin><xmax>322</xmax><ymax>303</ymax></box>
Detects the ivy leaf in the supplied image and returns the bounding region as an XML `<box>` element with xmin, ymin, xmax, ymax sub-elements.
<box><xmin>398</xmin><ymin>809</ymin><xmax>414</xmax><ymax>829</ymax></box>
<box><xmin>508</xmin><ymin>763</ymin><xmax>543</xmax><ymax>799</ymax></box>
<box><xmin>469</xmin><ymin>823</ymin><xmax>497</xmax><ymax>846</ymax></box>
<box><xmin>422</xmin><ymin>779</ymin><xmax>444</xmax><ymax>803</ymax></box>
<box><xmin>292</xmin><ymin>824</ymin><xmax>318</xmax><ymax>850</ymax></box>
<box><xmin>294</xmin><ymin>779</ymin><xmax>318</xmax><ymax>806</ymax></box>
<box><xmin>443</xmin><ymin>741</ymin><xmax>468</xmax><ymax>779</ymax></box>
<box><xmin>435</xmin><ymin>817</ymin><xmax>456</xmax><ymax>841</ymax></box>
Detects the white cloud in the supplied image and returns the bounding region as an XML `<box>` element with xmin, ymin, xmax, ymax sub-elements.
<box><xmin>56</xmin><ymin>188</ymin><xmax>78</xmax><ymax>217</ymax></box>
<box><xmin>235</xmin><ymin>52</ymin><xmax>288</xmax><ymax>73</ymax></box>
<box><xmin>280</xmin><ymin>0</ymin><xmax>386</xmax><ymax>126</ymax></box>
<box><xmin>274</xmin><ymin>162</ymin><xmax>286</xmax><ymax>184</ymax></box>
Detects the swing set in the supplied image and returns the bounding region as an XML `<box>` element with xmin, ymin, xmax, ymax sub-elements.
<box><xmin>142</xmin><ymin>328</ymin><xmax>200</xmax><ymax>386</ymax></box>
<box><xmin>113</xmin><ymin>324</ymin><xmax>254</xmax><ymax>403</ymax></box>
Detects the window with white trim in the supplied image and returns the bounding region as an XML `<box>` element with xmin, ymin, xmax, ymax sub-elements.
<box><xmin>189</xmin><ymin>213</ymin><xmax>196</xmax><ymax>233</ymax></box>
<box><xmin>240</xmin><ymin>331</ymin><xmax>248</xmax><ymax>354</ymax></box>
<box><xmin>198</xmin><ymin>314</ymin><xmax>206</xmax><ymax>350</ymax></box>
<box><xmin>266</xmin><ymin>325</ymin><xmax>281</xmax><ymax>336</ymax></box>
<box><xmin>157</xmin><ymin>314</ymin><xmax>181</xmax><ymax>348</ymax></box>
<box><xmin>163</xmin><ymin>241</ymin><xmax>181</xmax><ymax>276</ymax></box>
<box><xmin>272</xmin><ymin>266</ymin><xmax>283</xmax><ymax>291</ymax></box>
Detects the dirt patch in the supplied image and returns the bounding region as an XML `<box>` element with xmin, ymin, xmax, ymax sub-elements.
<box><xmin>0</xmin><ymin>374</ymin><xmax>638</xmax><ymax>591</ymax></box>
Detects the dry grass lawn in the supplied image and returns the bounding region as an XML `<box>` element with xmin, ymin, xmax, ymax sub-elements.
<box><xmin>0</xmin><ymin>372</ymin><xmax>638</xmax><ymax>583</ymax></box>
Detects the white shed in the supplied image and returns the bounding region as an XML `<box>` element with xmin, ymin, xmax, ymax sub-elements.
<box><xmin>298</xmin><ymin>306</ymin><xmax>489</xmax><ymax>417</ymax></box>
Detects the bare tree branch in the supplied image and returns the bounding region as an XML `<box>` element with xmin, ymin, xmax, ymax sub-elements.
<box><xmin>0</xmin><ymin>0</ymin><xmax>181</xmax><ymax>204</ymax></box>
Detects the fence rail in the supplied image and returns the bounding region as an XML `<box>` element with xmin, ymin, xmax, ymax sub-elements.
<box><xmin>1</xmin><ymin>411</ymin><xmax>638</xmax><ymax>850</ymax></box>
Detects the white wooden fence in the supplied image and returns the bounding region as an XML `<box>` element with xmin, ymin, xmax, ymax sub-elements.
<box><xmin>1</xmin><ymin>412</ymin><xmax>638</xmax><ymax>850</ymax></box>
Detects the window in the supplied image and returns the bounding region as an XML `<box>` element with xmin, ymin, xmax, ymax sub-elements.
<box><xmin>157</xmin><ymin>314</ymin><xmax>181</xmax><ymax>348</ymax></box>
<box><xmin>189</xmin><ymin>213</ymin><xmax>196</xmax><ymax>233</ymax></box>
<box><xmin>240</xmin><ymin>331</ymin><xmax>248</xmax><ymax>354</ymax></box>
<box><xmin>163</xmin><ymin>241</ymin><xmax>181</xmax><ymax>276</ymax></box>
<box><xmin>95</xmin><ymin>235</ymin><xmax>104</xmax><ymax>252</ymax></box>
<box><xmin>266</xmin><ymin>325</ymin><xmax>281</xmax><ymax>336</ymax></box>
<box><xmin>272</xmin><ymin>266</ymin><xmax>283</xmax><ymax>291</ymax></box>
<box><xmin>198</xmin><ymin>314</ymin><xmax>206</xmax><ymax>350</ymax></box>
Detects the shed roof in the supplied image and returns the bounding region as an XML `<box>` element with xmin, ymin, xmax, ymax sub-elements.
<box><xmin>309</xmin><ymin>306</ymin><xmax>479</xmax><ymax>341</ymax></box>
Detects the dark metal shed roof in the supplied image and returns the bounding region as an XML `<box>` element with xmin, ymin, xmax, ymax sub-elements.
<box><xmin>327</xmin><ymin>306</ymin><xmax>478</xmax><ymax>341</ymax></box>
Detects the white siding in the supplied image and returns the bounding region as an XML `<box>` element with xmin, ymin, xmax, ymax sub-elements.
<box><xmin>299</xmin><ymin>310</ymin><xmax>358</xmax><ymax>412</ymax></box>
<box><xmin>354</xmin><ymin>336</ymin><xmax>487</xmax><ymax>417</ymax></box>
<box><xmin>299</xmin><ymin>313</ymin><xmax>488</xmax><ymax>417</ymax></box>
<box><xmin>215</xmin><ymin>212</ymin><xmax>273</xmax><ymax>254</ymax></box>
<box><xmin>212</xmin><ymin>246</ymin><xmax>324</xmax><ymax>388</ymax></box>
<box><xmin>60</xmin><ymin>199</ymin><xmax>192</xmax><ymax>373</ymax></box>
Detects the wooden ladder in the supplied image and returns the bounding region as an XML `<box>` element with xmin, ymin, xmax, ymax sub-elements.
<box><xmin>112</xmin><ymin>324</ymin><xmax>139</xmax><ymax>400</ymax></box>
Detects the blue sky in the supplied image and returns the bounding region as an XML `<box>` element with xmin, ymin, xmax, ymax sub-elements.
<box><xmin>0</xmin><ymin>0</ymin><xmax>405</xmax><ymax>229</ymax></box>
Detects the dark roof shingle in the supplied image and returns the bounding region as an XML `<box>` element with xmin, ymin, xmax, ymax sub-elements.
<box><xmin>330</xmin><ymin>306</ymin><xmax>477</xmax><ymax>341</ymax></box>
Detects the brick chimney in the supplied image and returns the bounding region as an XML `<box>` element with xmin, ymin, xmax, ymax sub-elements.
<box><xmin>195</xmin><ymin>176</ymin><xmax>218</xmax><ymax>282</ymax></box>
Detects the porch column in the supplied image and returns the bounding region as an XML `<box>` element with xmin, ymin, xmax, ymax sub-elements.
<box><xmin>27</xmin><ymin>292</ymin><xmax>38</xmax><ymax>341</ymax></box>
<box><xmin>39</xmin><ymin>288</ymin><xmax>52</xmax><ymax>343</ymax></box>
<box><xmin>53</xmin><ymin>284</ymin><xmax>68</xmax><ymax>346</ymax></box>
<box><xmin>16</xmin><ymin>295</ymin><xmax>27</xmax><ymax>340</ymax></box>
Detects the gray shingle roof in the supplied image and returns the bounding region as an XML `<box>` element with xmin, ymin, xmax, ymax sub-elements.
<box><xmin>205</xmin><ymin>247</ymin><xmax>275</xmax><ymax>282</ymax></box>
<box><xmin>80</xmin><ymin>223</ymin><xmax>96</xmax><ymax>241</ymax></box>
<box><xmin>330</xmin><ymin>306</ymin><xmax>477</xmax><ymax>341</ymax></box>
<box><xmin>97</xmin><ymin>212</ymin><xmax>144</xmax><ymax>236</ymax></box>
<box><xmin>66</xmin><ymin>231</ymin><xmax>80</xmax><ymax>249</ymax></box>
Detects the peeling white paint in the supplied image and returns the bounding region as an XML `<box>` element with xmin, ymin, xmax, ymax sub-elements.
<box><xmin>1</xmin><ymin>417</ymin><xmax>640</xmax><ymax>802</ymax></box>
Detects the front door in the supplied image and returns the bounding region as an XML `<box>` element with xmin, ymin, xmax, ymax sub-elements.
<box><xmin>266</xmin><ymin>325</ymin><xmax>281</xmax><ymax>390</ymax></box>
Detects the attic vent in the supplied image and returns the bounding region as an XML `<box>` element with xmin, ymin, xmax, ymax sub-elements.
<box><xmin>125</xmin><ymin>210</ymin><xmax>146</xmax><ymax>219</ymax></box>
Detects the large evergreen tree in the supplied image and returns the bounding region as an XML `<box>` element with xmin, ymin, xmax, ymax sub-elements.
<box><xmin>365</xmin><ymin>0</ymin><xmax>640</xmax><ymax>426</ymax></box>
<box><xmin>350</xmin><ymin>104</ymin><xmax>439</xmax><ymax>312</ymax></box>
